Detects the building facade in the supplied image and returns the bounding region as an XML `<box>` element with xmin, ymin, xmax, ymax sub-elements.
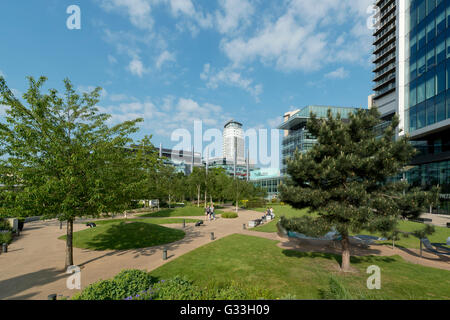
<box><xmin>222</xmin><ymin>120</ymin><xmax>245</xmax><ymax>164</ymax></box>
<box><xmin>250</xmin><ymin>168</ymin><xmax>284</xmax><ymax>200</ymax></box>
<box><xmin>278</xmin><ymin>105</ymin><xmax>361</xmax><ymax>174</ymax></box>
<box><xmin>372</xmin><ymin>0</ymin><xmax>450</xmax><ymax>214</ymax></box>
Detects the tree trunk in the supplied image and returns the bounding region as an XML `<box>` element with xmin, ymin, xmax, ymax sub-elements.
<box><xmin>340</xmin><ymin>235</ymin><xmax>351</xmax><ymax>272</ymax></box>
<box><xmin>197</xmin><ymin>185</ymin><xmax>200</xmax><ymax>207</ymax></box>
<box><xmin>204</xmin><ymin>190</ymin><xmax>207</xmax><ymax>208</ymax></box>
<box><xmin>65</xmin><ymin>219</ymin><xmax>74</xmax><ymax>270</ymax></box>
<box><xmin>168</xmin><ymin>194</ymin><xmax>171</xmax><ymax>209</ymax></box>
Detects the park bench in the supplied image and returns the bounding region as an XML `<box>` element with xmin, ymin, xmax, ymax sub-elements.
<box><xmin>420</xmin><ymin>238</ymin><xmax>450</xmax><ymax>256</ymax></box>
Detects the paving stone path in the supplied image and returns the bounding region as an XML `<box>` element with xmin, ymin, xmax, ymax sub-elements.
<box><xmin>0</xmin><ymin>206</ymin><xmax>448</xmax><ymax>300</ymax></box>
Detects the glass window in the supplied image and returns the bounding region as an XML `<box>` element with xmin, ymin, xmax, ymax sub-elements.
<box><xmin>448</xmin><ymin>0</ymin><xmax>450</xmax><ymax>28</ymax></box>
<box><xmin>426</xmin><ymin>68</ymin><xmax>436</xmax><ymax>99</ymax></box>
<box><xmin>411</xmin><ymin>56</ymin><xmax>417</xmax><ymax>81</ymax></box>
<box><xmin>437</xmin><ymin>61</ymin><xmax>446</xmax><ymax>93</ymax></box>
<box><xmin>436</xmin><ymin>32</ymin><xmax>446</xmax><ymax>64</ymax></box>
<box><xmin>436</xmin><ymin>92</ymin><xmax>446</xmax><ymax>122</ymax></box>
<box><xmin>417</xmin><ymin>102</ymin><xmax>426</xmax><ymax>128</ymax></box>
<box><xmin>426</xmin><ymin>13</ymin><xmax>436</xmax><ymax>43</ymax></box>
<box><xmin>418</xmin><ymin>75</ymin><xmax>426</xmax><ymax>103</ymax></box>
<box><xmin>437</xmin><ymin>0</ymin><xmax>444</xmax><ymax>8</ymax></box>
<box><xmin>418</xmin><ymin>47</ymin><xmax>426</xmax><ymax>75</ymax></box>
<box><xmin>447</xmin><ymin>89</ymin><xmax>450</xmax><ymax>118</ymax></box>
<box><xmin>427</xmin><ymin>0</ymin><xmax>436</xmax><ymax>15</ymax></box>
<box><xmin>411</xmin><ymin>31</ymin><xmax>418</xmax><ymax>56</ymax></box>
<box><xmin>411</xmin><ymin>6</ymin><xmax>418</xmax><ymax>31</ymax></box>
<box><xmin>410</xmin><ymin>106</ymin><xmax>418</xmax><ymax>132</ymax></box>
<box><xmin>426</xmin><ymin>98</ymin><xmax>436</xmax><ymax>126</ymax></box>
<box><xmin>427</xmin><ymin>40</ymin><xmax>436</xmax><ymax>70</ymax></box>
<box><xmin>410</xmin><ymin>79</ymin><xmax>418</xmax><ymax>106</ymax></box>
<box><xmin>418</xmin><ymin>26</ymin><xmax>427</xmax><ymax>49</ymax></box>
<box><xmin>447</xmin><ymin>59</ymin><xmax>450</xmax><ymax>89</ymax></box>
<box><xmin>437</xmin><ymin>10</ymin><xmax>446</xmax><ymax>34</ymax></box>
<box><xmin>419</xmin><ymin>0</ymin><xmax>426</xmax><ymax>22</ymax></box>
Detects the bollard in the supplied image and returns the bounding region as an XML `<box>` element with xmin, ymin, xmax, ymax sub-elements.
<box><xmin>183</xmin><ymin>219</ymin><xmax>186</xmax><ymax>228</ymax></box>
<box><xmin>243</xmin><ymin>223</ymin><xmax>246</xmax><ymax>230</ymax></box>
<box><xmin>2</xmin><ymin>243</ymin><xmax>7</xmax><ymax>253</ymax></box>
<box><xmin>210</xmin><ymin>232</ymin><xmax>214</xmax><ymax>240</ymax></box>
<box><xmin>48</xmin><ymin>294</ymin><xmax>57</xmax><ymax>300</ymax></box>
<box><xmin>163</xmin><ymin>249</ymin><xmax>168</xmax><ymax>260</ymax></box>
<box><xmin>60</xmin><ymin>221</ymin><xmax>62</xmax><ymax>230</ymax></box>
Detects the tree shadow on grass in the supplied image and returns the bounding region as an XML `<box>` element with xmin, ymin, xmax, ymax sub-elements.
<box><xmin>0</xmin><ymin>268</ymin><xmax>66</xmax><ymax>300</ymax></box>
<box><xmin>83</xmin><ymin>222</ymin><xmax>185</xmax><ymax>251</ymax></box>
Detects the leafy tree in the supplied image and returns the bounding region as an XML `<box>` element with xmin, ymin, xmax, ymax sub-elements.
<box><xmin>0</xmin><ymin>76</ymin><xmax>145</xmax><ymax>268</ymax></box>
<box><xmin>280</xmin><ymin>108</ymin><xmax>436</xmax><ymax>272</ymax></box>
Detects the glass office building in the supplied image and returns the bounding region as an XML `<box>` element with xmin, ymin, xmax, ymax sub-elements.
<box><xmin>405</xmin><ymin>0</ymin><xmax>450</xmax><ymax>214</ymax></box>
<box><xmin>371</xmin><ymin>0</ymin><xmax>450</xmax><ymax>214</ymax></box>
<box><xmin>278</xmin><ymin>105</ymin><xmax>361</xmax><ymax>174</ymax></box>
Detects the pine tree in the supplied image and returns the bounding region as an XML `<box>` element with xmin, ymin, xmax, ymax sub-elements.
<box><xmin>280</xmin><ymin>107</ymin><xmax>436</xmax><ymax>272</ymax></box>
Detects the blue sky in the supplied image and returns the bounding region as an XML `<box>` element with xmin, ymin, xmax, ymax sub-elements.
<box><xmin>0</xmin><ymin>0</ymin><xmax>374</xmax><ymax>166</ymax></box>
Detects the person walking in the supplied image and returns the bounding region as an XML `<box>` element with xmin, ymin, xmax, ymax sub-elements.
<box><xmin>210</xmin><ymin>204</ymin><xmax>215</xmax><ymax>221</ymax></box>
<box><xmin>270</xmin><ymin>207</ymin><xmax>274</xmax><ymax>219</ymax></box>
<box><xmin>205</xmin><ymin>205</ymin><xmax>210</xmax><ymax>221</ymax></box>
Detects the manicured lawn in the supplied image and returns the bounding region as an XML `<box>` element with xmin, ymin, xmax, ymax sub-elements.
<box><xmin>149</xmin><ymin>234</ymin><xmax>450</xmax><ymax>299</ymax></box>
<box><xmin>59</xmin><ymin>221</ymin><xmax>185</xmax><ymax>250</ymax></box>
<box><xmin>250</xmin><ymin>204</ymin><xmax>311</xmax><ymax>232</ymax></box>
<box><xmin>138</xmin><ymin>206</ymin><xmax>223</xmax><ymax>218</ymax></box>
<box><xmin>88</xmin><ymin>218</ymin><xmax>198</xmax><ymax>225</ymax></box>
<box><xmin>250</xmin><ymin>205</ymin><xmax>450</xmax><ymax>249</ymax></box>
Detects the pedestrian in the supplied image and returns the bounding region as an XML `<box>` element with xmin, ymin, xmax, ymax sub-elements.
<box><xmin>210</xmin><ymin>204</ymin><xmax>215</xmax><ymax>221</ymax></box>
<box><xmin>270</xmin><ymin>207</ymin><xmax>274</xmax><ymax>219</ymax></box>
<box><xmin>205</xmin><ymin>206</ymin><xmax>210</xmax><ymax>221</ymax></box>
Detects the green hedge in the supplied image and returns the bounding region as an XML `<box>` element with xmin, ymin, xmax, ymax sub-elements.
<box><xmin>221</xmin><ymin>212</ymin><xmax>238</xmax><ymax>219</ymax></box>
<box><xmin>72</xmin><ymin>269</ymin><xmax>157</xmax><ymax>300</ymax></box>
<box><xmin>0</xmin><ymin>231</ymin><xmax>12</xmax><ymax>244</ymax></box>
<box><xmin>73</xmin><ymin>271</ymin><xmax>274</xmax><ymax>300</ymax></box>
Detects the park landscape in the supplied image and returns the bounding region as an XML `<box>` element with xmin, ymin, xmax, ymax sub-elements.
<box><xmin>0</xmin><ymin>77</ymin><xmax>449</xmax><ymax>301</ymax></box>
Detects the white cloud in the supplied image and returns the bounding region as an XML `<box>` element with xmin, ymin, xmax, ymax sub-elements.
<box><xmin>128</xmin><ymin>57</ymin><xmax>147</xmax><ymax>77</ymax></box>
<box><xmin>215</xmin><ymin>0</ymin><xmax>254</xmax><ymax>34</ymax></box>
<box><xmin>109</xmin><ymin>93</ymin><xmax>130</xmax><ymax>102</ymax></box>
<box><xmin>325</xmin><ymin>67</ymin><xmax>349</xmax><ymax>79</ymax></box>
<box><xmin>155</xmin><ymin>50</ymin><xmax>176</xmax><ymax>69</ymax></box>
<box><xmin>99</xmin><ymin>96</ymin><xmax>229</xmax><ymax>137</ymax></box>
<box><xmin>200</xmin><ymin>64</ymin><xmax>263</xmax><ymax>101</ymax></box>
<box><xmin>107</xmin><ymin>54</ymin><xmax>118</xmax><ymax>64</ymax></box>
<box><xmin>221</xmin><ymin>0</ymin><xmax>373</xmax><ymax>72</ymax></box>
<box><xmin>267</xmin><ymin>116</ymin><xmax>283</xmax><ymax>129</ymax></box>
<box><xmin>99</xmin><ymin>0</ymin><xmax>153</xmax><ymax>30</ymax></box>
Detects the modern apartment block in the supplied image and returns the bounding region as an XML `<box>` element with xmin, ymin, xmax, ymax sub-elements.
<box><xmin>372</xmin><ymin>0</ymin><xmax>450</xmax><ymax>214</ymax></box>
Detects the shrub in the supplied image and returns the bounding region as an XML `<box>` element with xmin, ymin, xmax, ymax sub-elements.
<box><xmin>221</xmin><ymin>212</ymin><xmax>238</xmax><ymax>219</ymax></box>
<box><xmin>0</xmin><ymin>231</ymin><xmax>12</xmax><ymax>244</ymax></box>
<box><xmin>72</xmin><ymin>269</ymin><xmax>156</xmax><ymax>300</ymax></box>
<box><xmin>0</xmin><ymin>219</ymin><xmax>11</xmax><ymax>231</ymax></box>
<box><xmin>320</xmin><ymin>275</ymin><xmax>354</xmax><ymax>300</ymax></box>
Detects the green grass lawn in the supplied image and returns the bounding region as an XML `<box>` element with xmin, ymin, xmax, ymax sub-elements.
<box><xmin>250</xmin><ymin>204</ymin><xmax>311</xmax><ymax>232</ymax></box>
<box><xmin>138</xmin><ymin>206</ymin><xmax>223</xmax><ymax>218</ymax></box>
<box><xmin>250</xmin><ymin>205</ymin><xmax>450</xmax><ymax>249</ymax></box>
<box><xmin>87</xmin><ymin>218</ymin><xmax>198</xmax><ymax>225</ymax></box>
<box><xmin>60</xmin><ymin>221</ymin><xmax>185</xmax><ymax>250</ymax></box>
<box><xmin>149</xmin><ymin>234</ymin><xmax>450</xmax><ymax>300</ymax></box>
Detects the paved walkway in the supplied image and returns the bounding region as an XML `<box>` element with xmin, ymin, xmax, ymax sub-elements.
<box><xmin>0</xmin><ymin>207</ymin><xmax>448</xmax><ymax>300</ymax></box>
<box><xmin>0</xmin><ymin>207</ymin><xmax>265</xmax><ymax>300</ymax></box>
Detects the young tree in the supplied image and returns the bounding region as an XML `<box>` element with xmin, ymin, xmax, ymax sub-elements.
<box><xmin>280</xmin><ymin>108</ymin><xmax>436</xmax><ymax>272</ymax></box>
<box><xmin>0</xmin><ymin>76</ymin><xmax>145</xmax><ymax>269</ymax></box>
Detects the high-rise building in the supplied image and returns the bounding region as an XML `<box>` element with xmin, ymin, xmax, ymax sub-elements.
<box><xmin>372</xmin><ymin>0</ymin><xmax>450</xmax><ymax>214</ymax></box>
<box><xmin>222</xmin><ymin>120</ymin><xmax>245</xmax><ymax>164</ymax></box>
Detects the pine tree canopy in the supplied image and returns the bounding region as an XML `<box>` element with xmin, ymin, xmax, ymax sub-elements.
<box><xmin>280</xmin><ymin>107</ymin><xmax>438</xmax><ymax>238</ymax></box>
